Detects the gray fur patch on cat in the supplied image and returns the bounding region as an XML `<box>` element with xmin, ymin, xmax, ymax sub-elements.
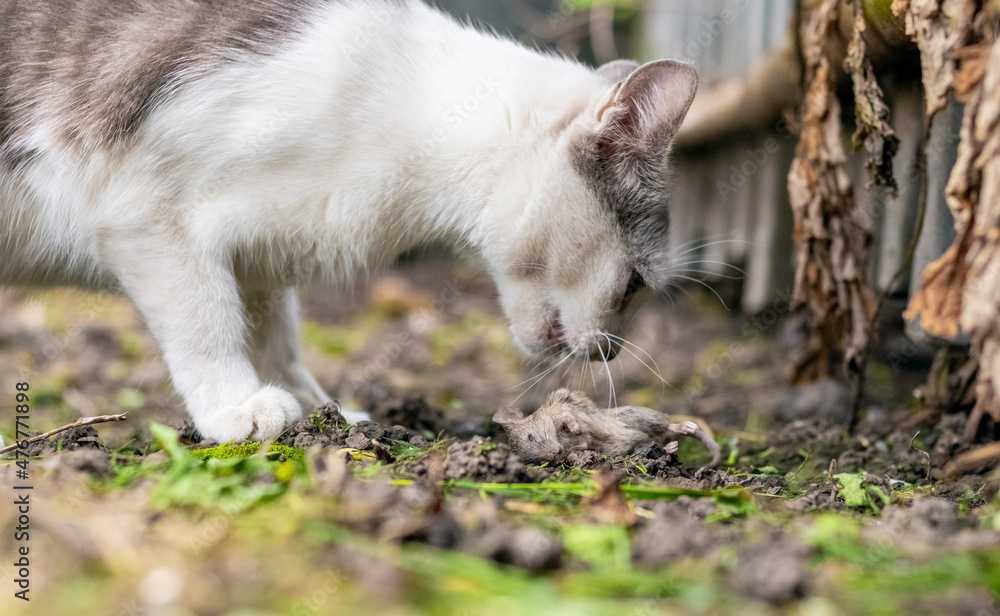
<box><xmin>0</xmin><ymin>0</ymin><xmax>327</xmax><ymax>161</ymax></box>
<box><xmin>572</xmin><ymin>134</ymin><xmax>672</xmax><ymax>275</ymax></box>
<box><xmin>570</xmin><ymin>60</ymin><xmax>697</xmax><ymax>285</ymax></box>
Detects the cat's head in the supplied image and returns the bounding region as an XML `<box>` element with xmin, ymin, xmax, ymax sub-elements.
<box><xmin>486</xmin><ymin>59</ymin><xmax>697</xmax><ymax>362</ymax></box>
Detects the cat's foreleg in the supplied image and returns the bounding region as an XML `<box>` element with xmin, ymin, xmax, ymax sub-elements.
<box><xmin>246</xmin><ymin>286</ymin><xmax>332</xmax><ymax>409</ymax></box>
<box><xmin>112</xmin><ymin>244</ymin><xmax>302</xmax><ymax>441</ymax></box>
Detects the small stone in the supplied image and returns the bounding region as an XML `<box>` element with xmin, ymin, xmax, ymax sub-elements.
<box><xmin>384</xmin><ymin>425</ymin><xmax>411</xmax><ymax>442</ymax></box>
<box><xmin>345</xmin><ymin>430</ymin><xmax>372</xmax><ymax>450</ymax></box>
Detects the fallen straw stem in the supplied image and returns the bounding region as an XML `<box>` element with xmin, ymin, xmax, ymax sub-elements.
<box><xmin>0</xmin><ymin>413</ymin><xmax>128</xmax><ymax>456</ymax></box>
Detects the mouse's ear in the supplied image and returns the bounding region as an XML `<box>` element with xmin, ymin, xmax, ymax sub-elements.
<box><xmin>493</xmin><ymin>407</ymin><xmax>524</xmax><ymax>425</ymax></box>
<box><xmin>562</xmin><ymin>419</ymin><xmax>582</xmax><ymax>435</ymax></box>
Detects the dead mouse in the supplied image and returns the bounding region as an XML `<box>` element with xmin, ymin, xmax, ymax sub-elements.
<box><xmin>493</xmin><ymin>389</ymin><xmax>721</xmax><ymax>468</ymax></box>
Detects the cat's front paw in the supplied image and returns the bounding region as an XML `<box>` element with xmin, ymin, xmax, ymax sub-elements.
<box><xmin>197</xmin><ymin>386</ymin><xmax>303</xmax><ymax>442</ymax></box>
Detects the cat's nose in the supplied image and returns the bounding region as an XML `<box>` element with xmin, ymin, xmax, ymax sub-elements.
<box><xmin>545</xmin><ymin>317</ymin><xmax>565</xmax><ymax>350</ymax></box>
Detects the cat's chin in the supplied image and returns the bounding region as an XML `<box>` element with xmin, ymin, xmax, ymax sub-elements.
<box><xmin>567</xmin><ymin>329</ymin><xmax>623</xmax><ymax>362</ymax></box>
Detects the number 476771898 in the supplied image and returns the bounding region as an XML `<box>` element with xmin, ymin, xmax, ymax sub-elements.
<box><xmin>14</xmin><ymin>382</ymin><xmax>30</xmax><ymax>477</ymax></box>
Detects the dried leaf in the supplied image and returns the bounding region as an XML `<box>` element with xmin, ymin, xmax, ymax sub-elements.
<box><xmin>788</xmin><ymin>0</ymin><xmax>877</xmax><ymax>382</ymax></box>
<box><xmin>903</xmin><ymin>242</ymin><xmax>966</xmax><ymax>338</ymax></box>
<box><xmin>907</xmin><ymin>30</ymin><xmax>1000</xmax><ymax>423</ymax></box>
<box><xmin>894</xmin><ymin>0</ymin><xmax>977</xmax><ymax>116</ymax></box>
<box><xmin>847</xmin><ymin>5</ymin><xmax>900</xmax><ymax>194</ymax></box>
<box><xmin>953</xmin><ymin>41</ymin><xmax>992</xmax><ymax>99</ymax></box>
<box><xmin>582</xmin><ymin>470</ymin><xmax>636</xmax><ymax>526</ymax></box>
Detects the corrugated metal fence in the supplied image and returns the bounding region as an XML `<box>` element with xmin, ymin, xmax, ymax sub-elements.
<box><xmin>642</xmin><ymin>0</ymin><xmax>959</xmax><ymax>333</ymax></box>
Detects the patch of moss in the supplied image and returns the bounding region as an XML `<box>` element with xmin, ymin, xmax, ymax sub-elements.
<box><xmin>268</xmin><ymin>444</ymin><xmax>305</xmax><ymax>462</ymax></box>
<box><xmin>189</xmin><ymin>442</ymin><xmax>305</xmax><ymax>463</ymax></box>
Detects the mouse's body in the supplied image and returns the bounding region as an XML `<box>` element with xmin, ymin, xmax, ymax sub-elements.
<box><xmin>493</xmin><ymin>389</ymin><xmax>721</xmax><ymax>467</ymax></box>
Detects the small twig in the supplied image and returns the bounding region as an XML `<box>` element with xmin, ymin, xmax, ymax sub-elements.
<box><xmin>0</xmin><ymin>414</ymin><xmax>128</xmax><ymax>456</ymax></box>
<box><xmin>909</xmin><ymin>431</ymin><xmax>932</xmax><ymax>481</ymax></box>
<box><xmin>851</xmin><ymin>113</ymin><xmax>934</xmax><ymax>433</ymax></box>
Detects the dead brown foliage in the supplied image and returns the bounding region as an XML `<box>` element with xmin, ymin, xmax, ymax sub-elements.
<box><xmin>898</xmin><ymin>1</ymin><xmax>1000</xmax><ymax>428</ymax></box>
<box><xmin>788</xmin><ymin>0</ymin><xmax>878</xmax><ymax>383</ymax></box>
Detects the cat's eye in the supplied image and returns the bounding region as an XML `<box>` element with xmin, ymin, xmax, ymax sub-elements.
<box><xmin>527</xmin><ymin>434</ymin><xmax>535</xmax><ymax>442</ymax></box>
<box><xmin>622</xmin><ymin>270</ymin><xmax>645</xmax><ymax>308</ymax></box>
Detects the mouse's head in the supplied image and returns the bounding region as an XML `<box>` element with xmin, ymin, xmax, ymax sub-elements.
<box><xmin>492</xmin><ymin>406</ymin><xmax>564</xmax><ymax>464</ymax></box>
<box><xmin>483</xmin><ymin>59</ymin><xmax>697</xmax><ymax>362</ymax></box>
<box><xmin>493</xmin><ymin>388</ymin><xmax>598</xmax><ymax>463</ymax></box>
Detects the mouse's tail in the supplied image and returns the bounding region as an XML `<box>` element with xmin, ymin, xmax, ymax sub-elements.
<box><xmin>696</xmin><ymin>431</ymin><xmax>721</xmax><ymax>468</ymax></box>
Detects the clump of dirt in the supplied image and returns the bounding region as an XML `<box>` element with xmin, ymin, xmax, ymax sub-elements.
<box><xmin>617</xmin><ymin>442</ymin><xmax>686</xmax><ymax>479</ymax></box>
<box><xmin>632</xmin><ymin>498</ymin><xmax>733</xmax><ymax>565</ymax></box>
<box><xmin>755</xmin><ymin>418</ymin><xmax>846</xmax><ymax>467</ymax></box>
<box><xmin>564</xmin><ymin>449</ymin><xmax>608</xmax><ymax>469</ymax></box>
<box><xmin>876</xmin><ymin>496</ymin><xmax>959</xmax><ymax>542</ymax></box>
<box><xmin>441</xmin><ymin>436</ymin><xmax>550</xmax><ymax>483</ymax></box>
<box><xmin>311</xmin><ymin>449</ymin><xmax>564</xmax><ymax>569</ymax></box>
<box><xmin>472</xmin><ymin>525</ymin><xmax>563</xmax><ymax>570</ymax></box>
<box><xmin>54</xmin><ymin>448</ymin><xmax>115</xmax><ymax>478</ymax></box>
<box><xmin>21</xmin><ymin>425</ymin><xmax>107</xmax><ymax>456</ymax></box>
<box><xmin>278</xmin><ymin>402</ymin><xmax>352</xmax><ymax>449</ymax></box>
<box><xmin>789</xmin><ymin>490</ymin><xmax>845</xmax><ymax>512</ymax></box>
<box><xmin>274</xmin><ymin>402</ymin><xmax>421</xmax><ymax>454</ymax></box>
<box><xmin>344</xmin><ymin>421</ymin><xmax>410</xmax><ymax>450</ymax></box>
<box><xmin>730</xmin><ymin>533</ymin><xmax>813</xmax><ymax>604</ymax></box>
<box><xmin>174</xmin><ymin>420</ymin><xmax>208</xmax><ymax>445</ymax></box>
<box><xmin>366</xmin><ymin>394</ymin><xmax>451</xmax><ymax>436</ymax></box>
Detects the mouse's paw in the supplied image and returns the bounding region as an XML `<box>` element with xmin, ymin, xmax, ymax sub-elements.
<box><xmin>197</xmin><ymin>386</ymin><xmax>302</xmax><ymax>442</ymax></box>
<box><xmin>664</xmin><ymin>440</ymin><xmax>679</xmax><ymax>454</ymax></box>
<box><xmin>676</xmin><ymin>421</ymin><xmax>699</xmax><ymax>435</ymax></box>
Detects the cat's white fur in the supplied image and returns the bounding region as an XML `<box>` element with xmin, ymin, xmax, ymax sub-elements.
<box><xmin>0</xmin><ymin>0</ymin><xmax>697</xmax><ymax>442</ymax></box>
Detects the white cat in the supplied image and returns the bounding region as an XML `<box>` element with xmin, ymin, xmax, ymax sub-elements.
<box><xmin>0</xmin><ymin>0</ymin><xmax>697</xmax><ymax>442</ymax></box>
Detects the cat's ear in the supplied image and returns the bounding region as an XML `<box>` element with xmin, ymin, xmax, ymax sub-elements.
<box><xmin>594</xmin><ymin>59</ymin><xmax>698</xmax><ymax>152</ymax></box>
<box><xmin>596</xmin><ymin>59</ymin><xmax>639</xmax><ymax>84</ymax></box>
<box><xmin>493</xmin><ymin>407</ymin><xmax>524</xmax><ymax>425</ymax></box>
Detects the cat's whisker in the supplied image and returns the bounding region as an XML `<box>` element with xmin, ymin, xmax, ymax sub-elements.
<box><xmin>665</xmin><ymin>238</ymin><xmax>754</xmax><ymax>262</ymax></box>
<box><xmin>662</xmin><ymin>235</ymin><xmax>740</xmax><ymax>259</ymax></box>
<box><xmin>600</xmin><ymin>332</ymin><xmax>626</xmax><ymax>405</ymax></box>
<box><xmin>505</xmin><ymin>351</ymin><xmax>575</xmax><ymax>403</ymax></box>
<box><xmin>588</xmin><ymin>355</ymin><xmax>600</xmax><ymax>398</ymax></box>
<box><xmin>668</xmin><ymin>259</ymin><xmax>748</xmax><ymax>276</ymax></box>
<box><xmin>598</xmin><ymin>342</ymin><xmax>617</xmax><ymax>408</ymax></box>
<box><xmin>666</xmin><ymin>268</ymin><xmax>744</xmax><ymax>281</ymax></box>
<box><xmin>505</xmin><ymin>348</ymin><xmax>571</xmax><ymax>392</ymax></box>
<box><xmin>557</xmin><ymin>353</ymin><xmax>577</xmax><ymax>382</ymax></box>
<box><xmin>663</xmin><ymin>278</ymin><xmax>695</xmax><ymax>302</ymax></box>
<box><xmin>667</xmin><ymin>274</ymin><xmax>730</xmax><ymax>310</ymax></box>
<box><xmin>524</xmin><ymin>339</ymin><xmax>567</xmax><ymax>370</ymax></box>
<box><xmin>604</xmin><ymin>332</ymin><xmax>677</xmax><ymax>393</ymax></box>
